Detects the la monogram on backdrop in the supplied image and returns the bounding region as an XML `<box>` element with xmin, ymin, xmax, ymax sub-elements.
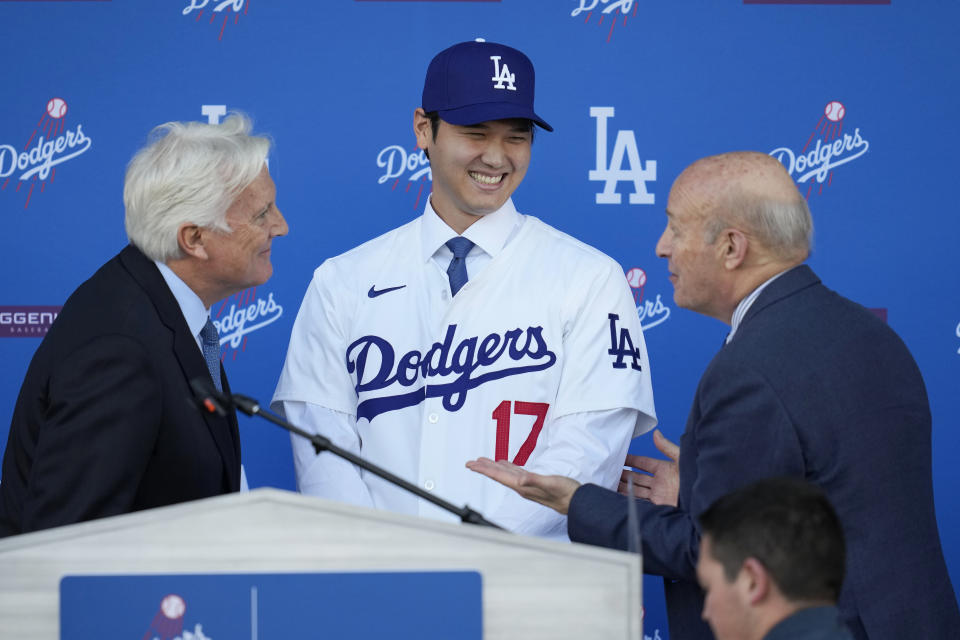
<box><xmin>2</xmin><ymin>35</ymin><xmax>957</xmax><ymax>640</ymax></box>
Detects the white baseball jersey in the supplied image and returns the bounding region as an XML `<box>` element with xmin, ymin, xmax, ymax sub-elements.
<box><xmin>273</xmin><ymin>199</ymin><xmax>656</xmax><ymax>538</ymax></box>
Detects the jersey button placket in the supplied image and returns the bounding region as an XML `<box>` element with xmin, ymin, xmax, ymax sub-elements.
<box><xmin>419</xmin><ymin>398</ymin><xmax>444</xmax><ymax>517</ymax></box>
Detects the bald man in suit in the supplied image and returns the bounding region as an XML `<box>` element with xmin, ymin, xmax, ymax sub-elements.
<box><xmin>469</xmin><ymin>152</ymin><xmax>959</xmax><ymax>639</ymax></box>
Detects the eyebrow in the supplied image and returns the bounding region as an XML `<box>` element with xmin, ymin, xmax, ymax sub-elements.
<box><xmin>460</xmin><ymin>122</ymin><xmax>531</xmax><ymax>134</ymax></box>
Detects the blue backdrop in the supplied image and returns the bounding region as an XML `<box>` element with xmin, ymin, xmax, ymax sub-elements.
<box><xmin>2</xmin><ymin>1</ymin><xmax>958</xmax><ymax>637</ymax></box>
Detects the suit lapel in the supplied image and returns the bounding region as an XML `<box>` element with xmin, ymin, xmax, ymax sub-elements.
<box><xmin>118</xmin><ymin>245</ymin><xmax>241</xmax><ymax>491</ymax></box>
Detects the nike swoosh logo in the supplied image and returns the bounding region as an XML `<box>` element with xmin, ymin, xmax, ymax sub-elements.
<box><xmin>368</xmin><ymin>284</ymin><xmax>407</xmax><ymax>298</ymax></box>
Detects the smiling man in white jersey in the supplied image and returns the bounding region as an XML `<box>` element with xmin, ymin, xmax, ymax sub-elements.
<box><xmin>272</xmin><ymin>39</ymin><xmax>655</xmax><ymax>539</ymax></box>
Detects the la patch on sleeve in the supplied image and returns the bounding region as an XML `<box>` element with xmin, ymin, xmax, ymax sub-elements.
<box><xmin>607</xmin><ymin>313</ymin><xmax>642</xmax><ymax>371</ymax></box>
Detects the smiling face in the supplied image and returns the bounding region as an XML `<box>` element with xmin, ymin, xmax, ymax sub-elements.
<box><xmin>415</xmin><ymin>111</ymin><xmax>531</xmax><ymax>232</ymax></box>
<box><xmin>201</xmin><ymin>166</ymin><xmax>288</xmax><ymax>303</ymax></box>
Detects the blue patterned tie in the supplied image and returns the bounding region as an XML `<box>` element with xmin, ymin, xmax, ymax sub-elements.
<box><xmin>200</xmin><ymin>317</ymin><xmax>223</xmax><ymax>391</ymax></box>
<box><xmin>445</xmin><ymin>237</ymin><xmax>474</xmax><ymax>296</ymax></box>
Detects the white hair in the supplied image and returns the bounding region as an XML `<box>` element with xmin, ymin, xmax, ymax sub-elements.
<box><xmin>690</xmin><ymin>151</ymin><xmax>814</xmax><ymax>261</ymax></box>
<box><xmin>705</xmin><ymin>187</ymin><xmax>814</xmax><ymax>261</ymax></box>
<box><xmin>123</xmin><ymin>113</ymin><xmax>270</xmax><ymax>262</ymax></box>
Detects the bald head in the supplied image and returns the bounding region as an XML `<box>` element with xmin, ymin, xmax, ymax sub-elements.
<box><xmin>658</xmin><ymin>152</ymin><xmax>814</xmax><ymax>323</ymax></box>
<box><xmin>674</xmin><ymin>152</ymin><xmax>813</xmax><ymax>263</ymax></box>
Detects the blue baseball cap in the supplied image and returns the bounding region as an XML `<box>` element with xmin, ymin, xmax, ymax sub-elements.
<box><xmin>422</xmin><ymin>39</ymin><xmax>553</xmax><ymax>132</ymax></box>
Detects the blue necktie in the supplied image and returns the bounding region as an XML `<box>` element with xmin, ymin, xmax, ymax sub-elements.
<box><xmin>445</xmin><ymin>237</ymin><xmax>474</xmax><ymax>296</ymax></box>
<box><xmin>200</xmin><ymin>317</ymin><xmax>222</xmax><ymax>391</ymax></box>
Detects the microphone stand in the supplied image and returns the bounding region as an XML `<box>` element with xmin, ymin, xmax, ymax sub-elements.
<box><xmin>190</xmin><ymin>379</ymin><xmax>503</xmax><ymax>530</ymax></box>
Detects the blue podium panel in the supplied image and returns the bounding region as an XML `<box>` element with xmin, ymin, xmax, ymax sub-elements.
<box><xmin>60</xmin><ymin>571</ymin><xmax>482</xmax><ymax>640</ymax></box>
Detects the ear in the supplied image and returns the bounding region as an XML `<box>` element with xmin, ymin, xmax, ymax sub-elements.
<box><xmin>413</xmin><ymin>108</ymin><xmax>432</xmax><ymax>151</ymax></box>
<box><xmin>740</xmin><ymin>557</ymin><xmax>772</xmax><ymax>606</ymax></box>
<box><xmin>717</xmin><ymin>228</ymin><xmax>749</xmax><ymax>271</ymax></box>
<box><xmin>177</xmin><ymin>222</ymin><xmax>208</xmax><ymax>260</ymax></box>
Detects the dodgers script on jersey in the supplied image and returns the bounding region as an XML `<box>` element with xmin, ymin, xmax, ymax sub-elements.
<box><xmin>273</xmin><ymin>200</ymin><xmax>656</xmax><ymax>539</ymax></box>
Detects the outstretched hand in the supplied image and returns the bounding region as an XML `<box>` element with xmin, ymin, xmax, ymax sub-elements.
<box><xmin>619</xmin><ymin>429</ymin><xmax>680</xmax><ymax>507</ymax></box>
<box><xmin>465</xmin><ymin>458</ymin><xmax>580</xmax><ymax>515</ymax></box>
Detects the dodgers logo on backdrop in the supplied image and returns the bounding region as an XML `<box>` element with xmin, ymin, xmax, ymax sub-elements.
<box><xmin>182</xmin><ymin>0</ymin><xmax>249</xmax><ymax>41</ymax></box>
<box><xmin>0</xmin><ymin>98</ymin><xmax>92</xmax><ymax>210</ymax></box>
<box><xmin>625</xmin><ymin>268</ymin><xmax>671</xmax><ymax>330</ymax></box>
<box><xmin>589</xmin><ymin>107</ymin><xmax>656</xmax><ymax>205</ymax></box>
<box><xmin>377</xmin><ymin>139</ymin><xmax>432</xmax><ymax>211</ymax></box>
<box><xmin>955</xmin><ymin>321</ymin><xmax>959</xmax><ymax>355</ymax></box>
<box><xmin>769</xmin><ymin>100</ymin><xmax>870</xmax><ymax>199</ymax></box>
<box><xmin>212</xmin><ymin>289</ymin><xmax>283</xmax><ymax>361</ymax></box>
<box><xmin>571</xmin><ymin>0</ymin><xmax>637</xmax><ymax>43</ymax></box>
<box><xmin>142</xmin><ymin>594</ymin><xmax>212</xmax><ymax>640</ymax></box>
<box><xmin>348</xmin><ymin>324</ymin><xmax>557</xmax><ymax>421</ymax></box>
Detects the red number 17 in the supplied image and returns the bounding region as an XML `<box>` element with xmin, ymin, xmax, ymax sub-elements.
<box><xmin>492</xmin><ymin>401</ymin><xmax>550</xmax><ymax>466</ymax></box>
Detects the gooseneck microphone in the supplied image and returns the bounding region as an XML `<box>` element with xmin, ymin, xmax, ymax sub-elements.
<box><xmin>189</xmin><ymin>378</ymin><xmax>228</xmax><ymax>417</ymax></box>
<box><xmin>189</xmin><ymin>377</ymin><xmax>503</xmax><ymax>530</ymax></box>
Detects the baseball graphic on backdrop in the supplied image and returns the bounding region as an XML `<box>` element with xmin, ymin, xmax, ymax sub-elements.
<box><xmin>160</xmin><ymin>594</ymin><xmax>186</xmax><ymax>620</ymax></box>
<box><xmin>824</xmin><ymin>101</ymin><xmax>845</xmax><ymax>122</ymax></box>
<box><xmin>46</xmin><ymin>97</ymin><xmax>68</xmax><ymax>119</ymax></box>
<box><xmin>626</xmin><ymin>267</ymin><xmax>647</xmax><ymax>289</ymax></box>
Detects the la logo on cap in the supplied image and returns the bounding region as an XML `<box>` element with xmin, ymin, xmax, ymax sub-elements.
<box><xmin>490</xmin><ymin>55</ymin><xmax>517</xmax><ymax>91</ymax></box>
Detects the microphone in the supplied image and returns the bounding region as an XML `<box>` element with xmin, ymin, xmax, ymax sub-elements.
<box><xmin>187</xmin><ymin>378</ymin><xmax>504</xmax><ymax>530</ymax></box>
<box><xmin>190</xmin><ymin>377</ymin><xmax>228</xmax><ymax>417</ymax></box>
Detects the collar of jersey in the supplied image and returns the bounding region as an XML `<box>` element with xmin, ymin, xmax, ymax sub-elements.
<box><xmin>420</xmin><ymin>197</ymin><xmax>521</xmax><ymax>263</ymax></box>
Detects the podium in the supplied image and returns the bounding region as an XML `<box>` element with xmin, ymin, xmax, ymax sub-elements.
<box><xmin>0</xmin><ymin>488</ymin><xmax>642</xmax><ymax>639</ymax></box>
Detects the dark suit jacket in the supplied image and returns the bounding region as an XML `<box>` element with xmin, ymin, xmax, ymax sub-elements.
<box><xmin>0</xmin><ymin>245</ymin><xmax>240</xmax><ymax>537</ymax></box>
<box><xmin>568</xmin><ymin>265</ymin><xmax>959</xmax><ymax>640</ymax></box>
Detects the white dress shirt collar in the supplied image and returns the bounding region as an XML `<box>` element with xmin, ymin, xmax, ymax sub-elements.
<box><xmin>154</xmin><ymin>260</ymin><xmax>211</xmax><ymax>351</ymax></box>
<box><xmin>420</xmin><ymin>197</ymin><xmax>521</xmax><ymax>262</ymax></box>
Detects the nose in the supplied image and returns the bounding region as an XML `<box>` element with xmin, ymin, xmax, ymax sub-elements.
<box><xmin>271</xmin><ymin>205</ymin><xmax>289</xmax><ymax>238</ymax></box>
<box><xmin>479</xmin><ymin>138</ymin><xmax>507</xmax><ymax>168</ymax></box>
<box><xmin>655</xmin><ymin>226</ymin><xmax>671</xmax><ymax>258</ymax></box>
